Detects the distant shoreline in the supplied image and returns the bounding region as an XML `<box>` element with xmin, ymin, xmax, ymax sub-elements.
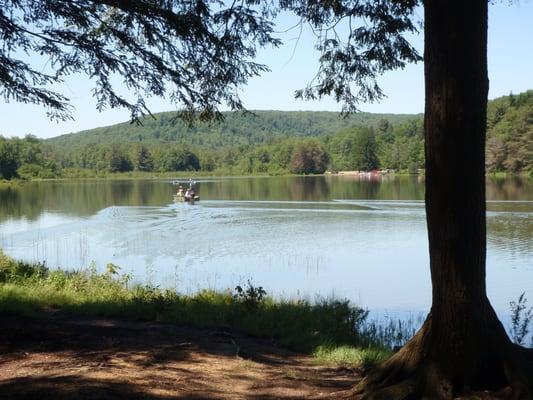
<box><xmin>2</xmin><ymin>170</ymin><xmax>531</xmax><ymax>185</ymax></box>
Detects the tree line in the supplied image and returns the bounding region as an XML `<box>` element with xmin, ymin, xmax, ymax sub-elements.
<box><xmin>0</xmin><ymin>122</ymin><xmax>422</xmax><ymax>178</ymax></box>
<box><xmin>486</xmin><ymin>90</ymin><xmax>533</xmax><ymax>173</ymax></box>
<box><xmin>48</xmin><ymin>110</ymin><xmax>415</xmax><ymax>149</ymax></box>
<box><xmin>1</xmin><ymin>91</ymin><xmax>531</xmax><ymax>180</ymax></box>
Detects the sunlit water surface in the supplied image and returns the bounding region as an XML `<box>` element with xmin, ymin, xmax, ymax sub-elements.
<box><xmin>1</xmin><ymin>176</ymin><xmax>531</xmax><ymax>323</ymax></box>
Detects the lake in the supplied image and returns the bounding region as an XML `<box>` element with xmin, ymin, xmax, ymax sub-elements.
<box><xmin>0</xmin><ymin>176</ymin><xmax>532</xmax><ymax>320</ymax></box>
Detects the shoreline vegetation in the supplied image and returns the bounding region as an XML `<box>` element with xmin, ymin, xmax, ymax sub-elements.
<box><xmin>1</xmin><ymin>250</ymin><xmax>417</xmax><ymax>370</ymax></box>
<box><xmin>1</xmin><ymin>169</ymin><xmax>531</xmax><ymax>186</ymax></box>
<box><xmin>1</xmin><ymin>91</ymin><xmax>531</xmax><ymax>181</ymax></box>
<box><xmin>2</xmin><ymin>250</ymin><xmax>531</xmax><ymax>362</ymax></box>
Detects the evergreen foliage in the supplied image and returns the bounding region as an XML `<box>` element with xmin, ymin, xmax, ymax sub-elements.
<box><xmin>0</xmin><ymin>0</ymin><xmax>281</xmax><ymax>122</ymax></box>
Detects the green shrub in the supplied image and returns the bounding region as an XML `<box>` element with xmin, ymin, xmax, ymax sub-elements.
<box><xmin>233</xmin><ymin>280</ymin><xmax>267</xmax><ymax>310</ymax></box>
<box><xmin>0</xmin><ymin>250</ymin><xmax>48</xmax><ymax>283</ymax></box>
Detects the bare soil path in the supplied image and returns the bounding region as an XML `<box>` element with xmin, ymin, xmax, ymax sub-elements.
<box><xmin>0</xmin><ymin>312</ymin><xmax>358</xmax><ymax>399</ymax></box>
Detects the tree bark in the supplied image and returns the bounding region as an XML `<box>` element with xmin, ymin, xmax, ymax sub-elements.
<box><xmin>423</xmin><ymin>0</ymin><xmax>504</xmax><ymax>390</ymax></box>
<box><xmin>352</xmin><ymin>1</ymin><xmax>533</xmax><ymax>398</ymax></box>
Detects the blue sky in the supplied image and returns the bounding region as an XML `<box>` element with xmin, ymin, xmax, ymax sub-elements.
<box><xmin>1</xmin><ymin>2</ymin><xmax>532</xmax><ymax>139</ymax></box>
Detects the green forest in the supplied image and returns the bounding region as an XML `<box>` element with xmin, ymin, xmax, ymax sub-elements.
<box><xmin>1</xmin><ymin>91</ymin><xmax>531</xmax><ymax>179</ymax></box>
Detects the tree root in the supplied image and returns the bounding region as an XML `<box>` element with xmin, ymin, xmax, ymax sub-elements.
<box><xmin>345</xmin><ymin>320</ymin><xmax>533</xmax><ymax>400</ymax></box>
<box><xmin>504</xmin><ymin>344</ymin><xmax>533</xmax><ymax>400</ymax></box>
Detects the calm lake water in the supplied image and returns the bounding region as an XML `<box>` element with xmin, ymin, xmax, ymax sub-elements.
<box><xmin>0</xmin><ymin>176</ymin><xmax>531</xmax><ymax>318</ymax></box>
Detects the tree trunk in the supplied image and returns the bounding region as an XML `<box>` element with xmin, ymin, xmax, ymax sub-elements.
<box><xmin>353</xmin><ymin>1</ymin><xmax>533</xmax><ymax>398</ymax></box>
<box><xmin>423</xmin><ymin>0</ymin><xmax>504</xmax><ymax>391</ymax></box>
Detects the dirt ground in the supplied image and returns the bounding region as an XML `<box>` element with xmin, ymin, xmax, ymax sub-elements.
<box><xmin>0</xmin><ymin>312</ymin><xmax>359</xmax><ymax>399</ymax></box>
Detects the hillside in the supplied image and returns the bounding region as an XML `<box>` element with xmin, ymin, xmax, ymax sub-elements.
<box><xmin>1</xmin><ymin>92</ymin><xmax>530</xmax><ymax>179</ymax></box>
<box><xmin>486</xmin><ymin>90</ymin><xmax>533</xmax><ymax>172</ymax></box>
<box><xmin>47</xmin><ymin>110</ymin><xmax>419</xmax><ymax>150</ymax></box>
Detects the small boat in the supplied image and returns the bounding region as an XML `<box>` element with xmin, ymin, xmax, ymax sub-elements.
<box><xmin>173</xmin><ymin>193</ymin><xmax>200</xmax><ymax>202</ymax></box>
<box><xmin>173</xmin><ymin>179</ymin><xmax>199</xmax><ymax>203</ymax></box>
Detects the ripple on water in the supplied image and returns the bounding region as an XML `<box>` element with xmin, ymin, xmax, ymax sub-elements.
<box><xmin>0</xmin><ymin>198</ymin><xmax>531</xmax><ymax>315</ymax></box>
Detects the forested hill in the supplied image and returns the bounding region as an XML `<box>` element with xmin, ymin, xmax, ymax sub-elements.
<box><xmin>1</xmin><ymin>91</ymin><xmax>529</xmax><ymax>180</ymax></box>
<box><xmin>486</xmin><ymin>90</ymin><xmax>533</xmax><ymax>172</ymax></box>
<box><xmin>47</xmin><ymin>110</ymin><xmax>419</xmax><ymax>149</ymax></box>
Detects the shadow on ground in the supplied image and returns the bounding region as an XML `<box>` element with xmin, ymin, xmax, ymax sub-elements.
<box><xmin>0</xmin><ymin>312</ymin><xmax>357</xmax><ymax>399</ymax></box>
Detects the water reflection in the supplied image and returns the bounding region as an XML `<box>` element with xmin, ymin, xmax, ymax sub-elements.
<box><xmin>0</xmin><ymin>176</ymin><xmax>531</xmax><ymax>315</ymax></box>
<box><xmin>2</xmin><ymin>176</ymin><xmax>531</xmax><ymax>224</ymax></box>
<box><xmin>487</xmin><ymin>211</ymin><xmax>533</xmax><ymax>259</ymax></box>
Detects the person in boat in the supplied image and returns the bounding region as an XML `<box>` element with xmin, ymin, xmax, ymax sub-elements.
<box><xmin>177</xmin><ymin>185</ymin><xmax>184</xmax><ymax>196</ymax></box>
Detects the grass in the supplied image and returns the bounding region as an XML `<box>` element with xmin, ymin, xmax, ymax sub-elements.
<box><xmin>313</xmin><ymin>345</ymin><xmax>391</xmax><ymax>371</ymax></box>
<box><xmin>311</xmin><ymin>316</ymin><xmax>421</xmax><ymax>370</ymax></box>
<box><xmin>0</xmin><ymin>250</ymin><xmax>416</xmax><ymax>368</ymax></box>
